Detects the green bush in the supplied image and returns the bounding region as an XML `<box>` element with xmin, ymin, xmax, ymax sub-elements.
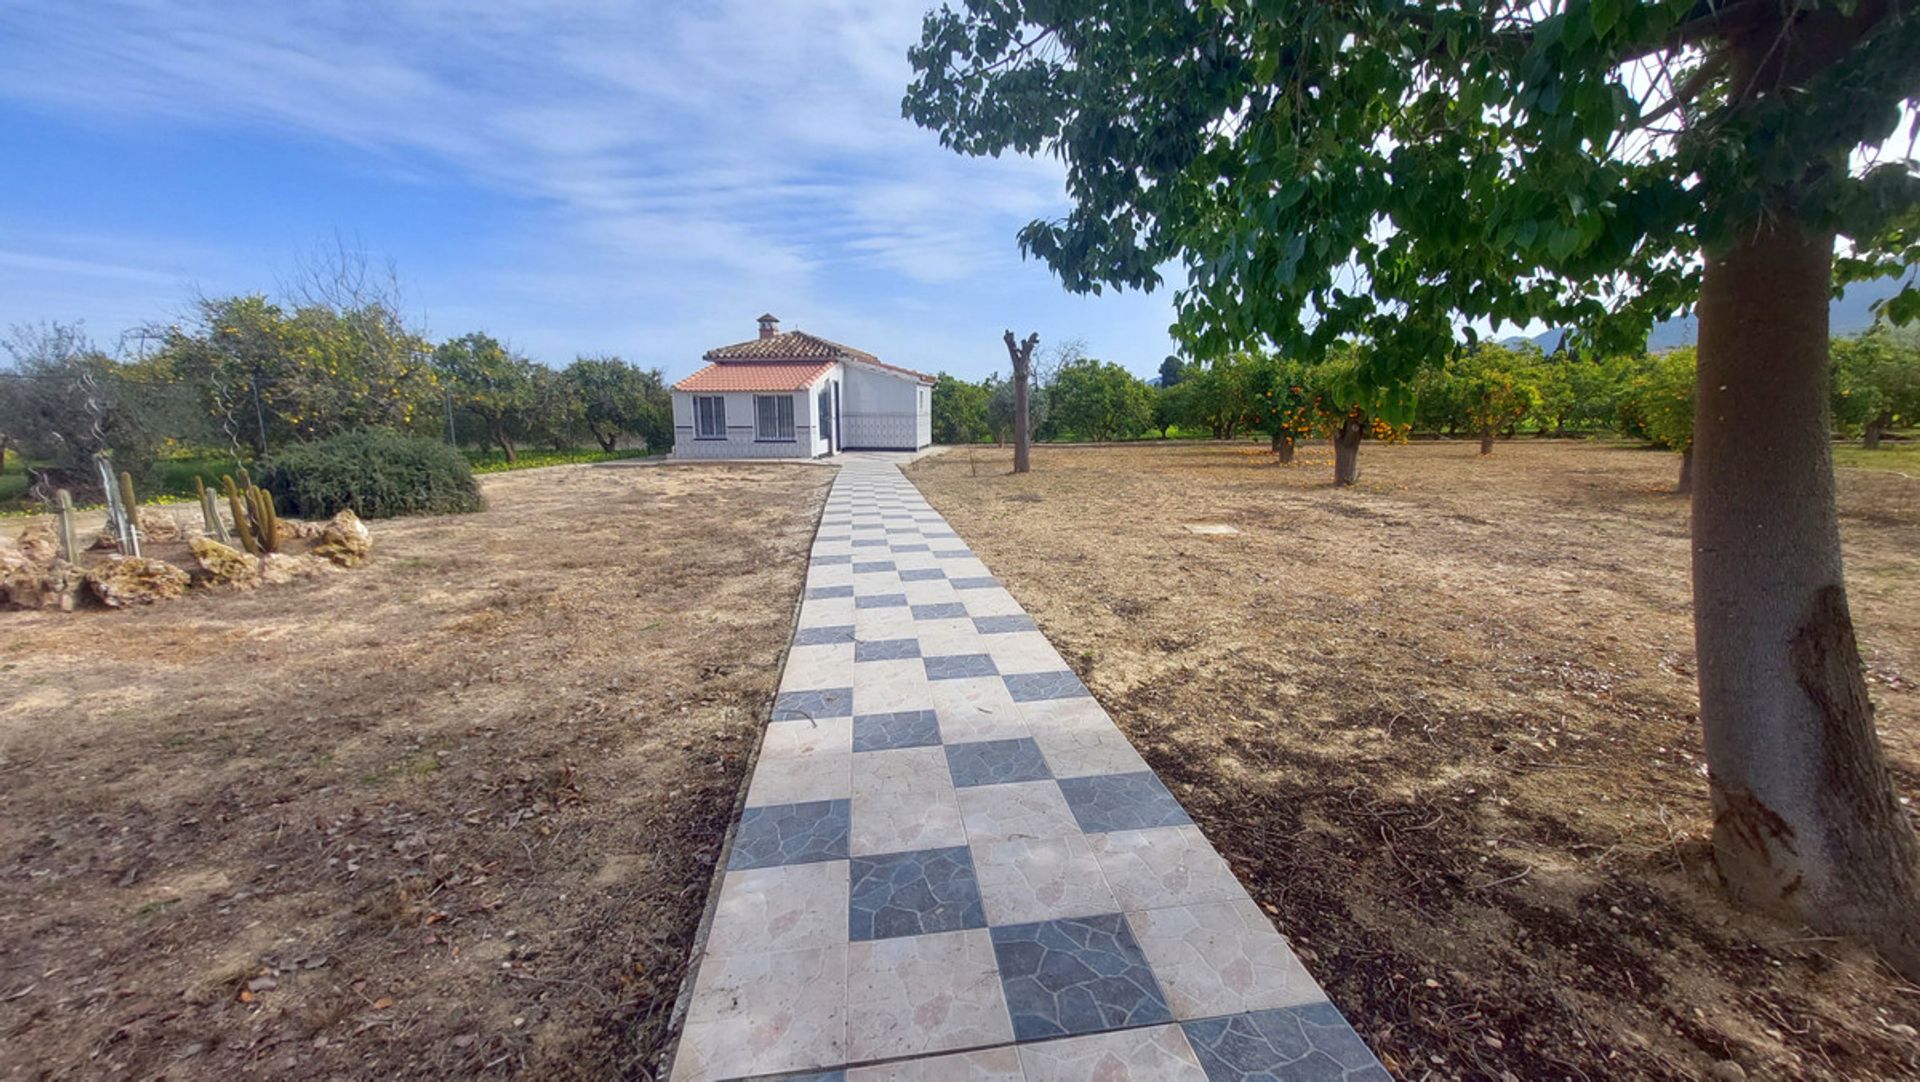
<box><xmin>260</xmin><ymin>428</ymin><xmax>484</xmax><ymax>519</ymax></box>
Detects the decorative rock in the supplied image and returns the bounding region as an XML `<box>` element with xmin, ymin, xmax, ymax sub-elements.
<box><xmin>86</xmin><ymin>556</ymin><xmax>190</xmax><ymax>607</ymax></box>
<box><xmin>189</xmin><ymin>537</ymin><xmax>259</xmax><ymax>589</ymax></box>
<box><xmin>275</xmin><ymin>519</ymin><xmax>327</xmax><ymax>543</ymax></box>
<box><xmin>260</xmin><ymin>552</ymin><xmax>331</xmax><ymax>585</ymax></box>
<box><xmin>18</xmin><ymin>521</ymin><xmax>59</xmax><ymax>566</ymax></box>
<box><xmin>136</xmin><ymin>506</ymin><xmax>183</xmax><ymax>542</ymax></box>
<box><xmin>311</xmin><ymin>510</ymin><xmax>371</xmax><ymax>567</ymax></box>
<box><xmin>0</xmin><ymin>554</ymin><xmax>86</xmax><ymax>611</ymax></box>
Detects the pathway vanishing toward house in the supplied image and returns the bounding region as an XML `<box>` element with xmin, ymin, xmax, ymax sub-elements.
<box><xmin>670</xmin><ymin>457</ymin><xmax>1388</xmax><ymax>1081</ymax></box>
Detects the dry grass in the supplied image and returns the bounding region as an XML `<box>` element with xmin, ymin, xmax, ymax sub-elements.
<box><xmin>0</xmin><ymin>462</ymin><xmax>831</xmax><ymax>1080</ymax></box>
<box><xmin>908</xmin><ymin>439</ymin><xmax>1920</xmax><ymax>1081</ymax></box>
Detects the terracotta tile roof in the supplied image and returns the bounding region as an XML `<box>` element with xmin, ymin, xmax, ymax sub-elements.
<box><xmin>705</xmin><ymin>329</ymin><xmax>877</xmax><ymax>362</ymax></box>
<box><xmin>702</xmin><ymin>328</ymin><xmax>937</xmax><ymax>384</ymax></box>
<box><xmin>674</xmin><ymin>360</ymin><xmax>836</xmax><ymax>393</ymax></box>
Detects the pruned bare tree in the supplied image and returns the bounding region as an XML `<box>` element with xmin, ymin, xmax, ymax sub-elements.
<box><xmin>1002</xmin><ymin>330</ymin><xmax>1038</xmax><ymax>473</ymax></box>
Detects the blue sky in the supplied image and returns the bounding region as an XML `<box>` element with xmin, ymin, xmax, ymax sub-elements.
<box><xmin>0</xmin><ymin>1</ymin><xmax>1183</xmax><ymax>383</ymax></box>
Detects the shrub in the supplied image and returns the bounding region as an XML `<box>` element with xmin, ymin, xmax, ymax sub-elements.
<box><xmin>260</xmin><ymin>428</ymin><xmax>484</xmax><ymax>519</ymax></box>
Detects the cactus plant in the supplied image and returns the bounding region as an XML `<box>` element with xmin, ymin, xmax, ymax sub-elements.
<box><xmin>194</xmin><ymin>477</ymin><xmax>231</xmax><ymax>543</ymax></box>
<box><xmin>55</xmin><ymin>489</ymin><xmax>79</xmax><ymax>562</ymax></box>
<box><xmin>221</xmin><ymin>473</ymin><xmax>278</xmax><ymax>555</ymax></box>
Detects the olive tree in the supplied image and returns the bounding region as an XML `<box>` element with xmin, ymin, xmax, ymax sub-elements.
<box><xmin>907</xmin><ymin>0</ymin><xmax>1920</xmax><ymax>970</ymax></box>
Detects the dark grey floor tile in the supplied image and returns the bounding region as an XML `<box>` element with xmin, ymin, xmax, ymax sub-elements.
<box><xmin>741</xmin><ymin>1071</ymin><xmax>844</xmax><ymax>1082</ymax></box>
<box><xmin>848</xmin><ymin>846</ymin><xmax>987</xmax><ymax>941</ymax></box>
<box><xmin>931</xmin><ymin>548</ymin><xmax>973</xmax><ymax>558</ymax></box>
<box><xmin>898</xmin><ymin>568</ymin><xmax>947</xmax><ymax>582</ymax></box>
<box><xmin>1056</xmin><ymin>771</ymin><xmax>1193</xmax><ymax>833</ymax></box>
<box><xmin>973</xmin><ymin>614</ymin><xmax>1038</xmax><ymax>635</ymax></box>
<box><xmin>793</xmin><ymin>625</ymin><xmax>856</xmax><ymax>647</ymax></box>
<box><xmin>856</xmin><ymin>638</ymin><xmax>922</xmax><ymax>662</ymax></box>
<box><xmin>911</xmin><ymin>602</ymin><xmax>970</xmax><ymax>620</ymax></box>
<box><xmin>854</xmin><ymin>593</ymin><xmax>910</xmax><ymax>609</ymax></box>
<box><xmin>853</xmin><ymin>560</ymin><xmax>897</xmax><ymax>573</ymax></box>
<box><xmin>806</xmin><ymin>584</ymin><xmax>854</xmax><ymax>600</ymax></box>
<box><xmin>852</xmin><ymin>710</ymin><xmax>942</xmax><ymax>752</ymax></box>
<box><xmin>890</xmin><ymin>542</ymin><xmax>931</xmax><ymax>553</ymax></box>
<box><xmin>772</xmin><ymin>687</ymin><xmax>854</xmax><ymax>722</ymax></box>
<box><xmin>949</xmin><ymin>576</ymin><xmax>1001</xmax><ymax>590</ymax></box>
<box><xmin>990</xmin><ymin>913</ymin><xmax>1172</xmax><ymax>1040</ymax></box>
<box><xmin>1003</xmin><ymin>670</ymin><xmax>1092</xmax><ymax>702</ymax></box>
<box><xmin>810</xmin><ymin>554</ymin><xmax>853</xmax><ymax>566</ymax></box>
<box><xmin>945</xmin><ymin>737</ymin><xmax>1052</xmax><ymax>788</ymax></box>
<box><xmin>924</xmin><ymin>653</ymin><xmax>999</xmax><ymax>681</ymax></box>
<box><xmin>852</xmin><ymin>538</ymin><xmax>888</xmax><ymax>547</ymax></box>
<box><xmin>726</xmin><ymin>800</ymin><xmax>851</xmax><ymax>871</ymax></box>
<box><xmin>1182</xmin><ymin>1003</ymin><xmax>1390</xmax><ymax>1081</ymax></box>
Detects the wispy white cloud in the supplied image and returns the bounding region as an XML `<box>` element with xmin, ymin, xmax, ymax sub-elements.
<box><xmin>0</xmin><ymin>0</ymin><xmax>1179</xmax><ymax>376</ymax></box>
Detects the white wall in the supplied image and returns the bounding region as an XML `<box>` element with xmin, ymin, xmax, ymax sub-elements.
<box><xmin>841</xmin><ymin>363</ymin><xmax>931</xmax><ymax>450</ymax></box>
<box><xmin>671</xmin><ymin>387</ymin><xmax>820</xmax><ymax>459</ymax></box>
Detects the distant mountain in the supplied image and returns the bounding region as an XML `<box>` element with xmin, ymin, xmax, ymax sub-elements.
<box><xmin>1515</xmin><ymin>274</ymin><xmax>1907</xmax><ymax>353</ymax></box>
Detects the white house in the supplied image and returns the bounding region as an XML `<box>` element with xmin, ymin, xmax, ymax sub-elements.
<box><xmin>671</xmin><ymin>315</ymin><xmax>935</xmax><ymax>458</ymax></box>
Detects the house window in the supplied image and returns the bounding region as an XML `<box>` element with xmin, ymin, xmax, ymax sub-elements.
<box><xmin>694</xmin><ymin>395</ymin><xmax>726</xmax><ymax>438</ymax></box>
<box><xmin>755</xmin><ymin>394</ymin><xmax>795</xmax><ymax>441</ymax></box>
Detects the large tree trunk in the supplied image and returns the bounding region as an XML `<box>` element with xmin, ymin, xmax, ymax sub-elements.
<box><xmin>1693</xmin><ymin>209</ymin><xmax>1920</xmax><ymax>976</ymax></box>
<box><xmin>1479</xmin><ymin>428</ymin><xmax>1494</xmax><ymax>456</ymax></box>
<box><xmin>1004</xmin><ymin>331</ymin><xmax>1037</xmax><ymax>474</ymax></box>
<box><xmin>1332</xmin><ymin>413</ymin><xmax>1364</xmax><ymax>486</ymax></box>
<box><xmin>1862</xmin><ymin>411</ymin><xmax>1889</xmax><ymax>450</ymax></box>
<box><xmin>490</xmin><ymin>422</ymin><xmax>517</xmax><ymax>464</ymax></box>
<box><xmin>1275</xmin><ymin>434</ymin><xmax>1295</xmax><ymax>464</ymax></box>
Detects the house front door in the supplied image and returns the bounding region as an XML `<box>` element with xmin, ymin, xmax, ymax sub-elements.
<box><xmin>818</xmin><ymin>387</ymin><xmax>833</xmax><ymax>454</ymax></box>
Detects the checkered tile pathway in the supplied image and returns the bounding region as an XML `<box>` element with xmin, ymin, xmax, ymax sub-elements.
<box><xmin>671</xmin><ymin>460</ymin><xmax>1387</xmax><ymax>1082</ymax></box>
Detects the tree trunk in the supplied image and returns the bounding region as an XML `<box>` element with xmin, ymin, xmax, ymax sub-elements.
<box><xmin>1004</xmin><ymin>331</ymin><xmax>1037</xmax><ymax>474</ymax></box>
<box><xmin>490</xmin><ymin>423</ymin><xmax>517</xmax><ymax>464</ymax></box>
<box><xmin>591</xmin><ymin>425</ymin><xmax>618</xmax><ymax>453</ymax></box>
<box><xmin>1693</xmin><ymin>208</ymin><xmax>1920</xmax><ymax>977</ymax></box>
<box><xmin>1332</xmin><ymin>414</ymin><xmax>1364</xmax><ymax>486</ymax></box>
<box><xmin>1862</xmin><ymin>412</ymin><xmax>1889</xmax><ymax>450</ymax></box>
<box><xmin>1276</xmin><ymin>435</ymin><xmax>1295</xmax><ymax>464</ymax></box>
<box><xmin>1676</xmin><ymin>446</ymin><xmax>1693</xmax><ymax>494</ymax></box>
<box><xmin>1479</xmin><ymin>428</ymin><xmax>1494</xmax><ymax>456</ymax></box>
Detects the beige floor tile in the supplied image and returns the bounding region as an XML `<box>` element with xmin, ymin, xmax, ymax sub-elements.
<box><xmin>746</xmin><ymin>750</ymin><xmax>853</xmax><ymax>808</ymax></box>
<box><xmin>1016</xmin><ymin>1025</ymin><xmax>1209</xmax><ymax>1081</ymax></box>
<box><xmin>780</xmin><ymin>643</ymin><xmax>855</xmax><ymax>692</ymax></box>
<box><xmin>972</xmin><ymin>833</ymin><xmax>1118</xmax><ymax>924</ymax></box>
<box><xmin>901</xmin><ymin>579</ymin><xmax>959</xmax><ymax>605</ymax></box>
<box><xmin>961</xmin><ymin>589</ymin><xmax>1026</xmax><ymax>618</ymax></box>
<box><xmin>1126</xmin><ymin>897</ymin><xmax>1327</xmax><ymax>1019</ymax></box>
<box><xmin>853</xmin><ymin>657</ymin><xmax>934</xmax><ymax>715</ymax></box>
<box><xmin>856</xmin><ymin>606</ymin><xmax>920</xmax><ymax>641</ymax></box>
<box><xmin>846</xmin><ymin>1046</ymin><xmax>1023</xmax><ymax>1080</ymax></box>
<box><xmin>1026</xmin><ymin>703</ymin><xmax>1149</xmax><ymax>778</ymax></box>
<box><xmin>807</xmin><ymin>565</ymin><xmax>854</xmax><ymax>588</ymax></box>
<box><xmin>798</xmin><ymin>597</ymin><xmax>856</xmax><ymax>628</ymax></box>
<box><xmin>846</xmin><ymin>929</ymin><xmax>1014</xmax><ymax>1061</ymax></box>
<box><xmin>980</xmin><ymin>630</ymin><xmax>1065</xmax><ymax>675</ymax></box>
<box><xmin>1090</xmin><ymin>825</ymin><xmax>1248</xmax><ymax>911</ymax></box>
<box><xmin>707</xmin><ymin>862</ymin><xmax>850</xmax><ymax>955</ymax></box>
<box><xmin>916</xmin><ymin>618</ymin><xmax>986</xmax><ymax>657</ymax></box>
<box><xmin>956</xmin><ymin>779</ymin><xmax>1081</xmax><ymax>844</ymax></box>
<box><xmin>850</xmin><ymin>746</ymin><xmax>966</xmax><ymax>855</ymax></box>
<box><xmin>675</xmin><ymin>945</ymin><xmax>847</xmax><ymax>1080</ymax></box>
<box><xmin>760</xmin><ymin>717</ymin><xmax>854</xmax><ymax>760</ymax></box>
<box><xmin>931</xmin><ymin>676</ymin><xmax>1029</xmax><ymax>743</ymax></box>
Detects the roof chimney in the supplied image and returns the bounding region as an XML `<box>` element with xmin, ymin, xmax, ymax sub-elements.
<box><xmin>757</xmin><ymin>313</ymin><xmax>780</xmax><ymax>339</ymax></box>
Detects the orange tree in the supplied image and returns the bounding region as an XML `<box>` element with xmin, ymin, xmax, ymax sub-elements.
<box><xmin>907</xmin><ymin>0</ymin><xmax>1920</xmax><ymax>970</ymax></box>
<box><xmin>1246</xmin><ymin>354</ymin><xmax>1317</xmax><ymax>462</ymax></box>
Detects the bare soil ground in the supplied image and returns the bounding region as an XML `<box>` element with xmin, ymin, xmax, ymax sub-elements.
<box><xmin>908</xmin><ymin>439</ymin><xmax>1920</xmax><ymax>1082</ymax></box>
<box><xmin>0</xmin><ymin>462</ymin><xmax>831</xmax><ymax>1080</ymax></box>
